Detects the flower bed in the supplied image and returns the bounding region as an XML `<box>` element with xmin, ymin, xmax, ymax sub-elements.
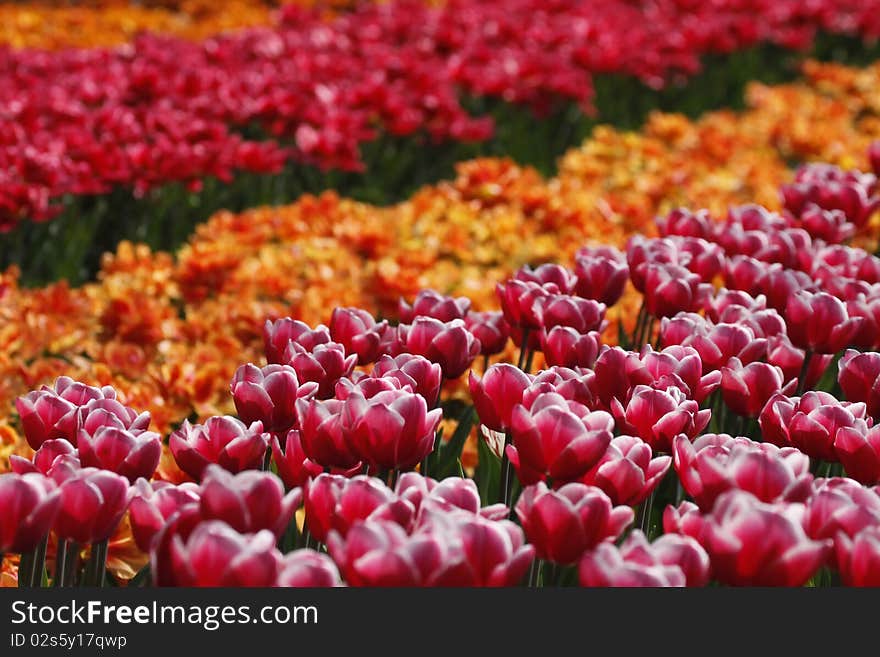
<box><xmin>2</xmin><ymin>0</ymin><xmax>880</xmax><ymax>284</ymax></box>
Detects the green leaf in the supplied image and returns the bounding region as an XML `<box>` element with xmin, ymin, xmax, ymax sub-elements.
<box><xmin>435</xmin><ymin>406</ymin><xmax>476</xmax><ymax>479</ymax></box>
<box><xmin>475</xmin><ymin>436</ymin><xmax>501</xmax><ymax>507</ymax></box>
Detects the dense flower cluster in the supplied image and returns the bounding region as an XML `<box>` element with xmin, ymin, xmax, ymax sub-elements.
<box><xmin>3</xmin><ymin>0</ymin><xmax>880</xmax><ymax>228</ymax></box>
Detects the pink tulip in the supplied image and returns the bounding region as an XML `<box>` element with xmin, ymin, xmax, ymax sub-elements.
<box><xmin>169</xmin><ymin>416</ymin><xmax>270</xmax><ymax>480</ymax></box>
<box><xmin>540</xmin><ymin>327</ymin><xmax>600</xmax><ymax>368</ymax></box>
<box><xmin>496</xmin><ymin>279</ymin><xmax>559</xmax><ymax>331</ymax></box>
<box><xmin>615</xmin><ymin>385</ymin><xmax>710</xmax><ymax>453</ymax></box>
<box><xmin>579</xmin><ymin>543</ymin><xmax>687</xmax><ymax>587</ymax></box>
<box><xmin>838</xmin><ymin>349</ymin><xmax>880</xmax><ymax>421</ymax></box>
<box><xmin>469</xmin><ymin>363</ymin><xmax>532</xmax><ymax>432</ymax></box>
<box><xmin>296</xmin><ymin>398</ymin><xmax>360</xmax><ymax>470</ymax></box>
<box><xmin>230</xmin><ymin>363</ymin><xmax>318</xmax><ymax>433</ymax></box>
<box><xmin>398</xmin><ymin>289</ymin><xmax>471</xmax><ymax>323</ymax></box>
<box><xmin>263</xmin><ymin>318</ymin><xmax>331</xmax><ymax>364</ymax></box>
<box><xmin>54</xmin><ymin>469</ymin><xmax>131</xmax><ymax>544</ymax></box>
<box><xmin>580</xmin><ymin>435</ymin><xmax>671</xmax><ymax>506</ymax></box>
<box><xmin>0</xmin><ymin>472</ymin><xmax>60</xmax><ymax>553</ymax></box>
<box><xmin>785</xmin><ymin>290</ymin><xmax>864</xmax><ymax>354</ymax></box>
<box><xmin>77</xmin><ymin>426</ymin><xmax>162</xmax><ymax>483</ymax></box>
<box><xmin>515</xmin><ymin>263</ymin><xmax>577</xmax><ymax>294</ymax></box>
<box><xmin>283</xmin><ymin>341</ymin><xmax>357</xmax><ymax>399</ymax></box>
<box><xmin>9</xmin><ymin>438</ymin><xmax>78</xmax><ymax>477</ymax></box>
<box><xmin>371</xmin><ymin>354</ymin><xmax>443</xmax><ymax>406</ymax></box>
<box><xmin>515</xmin><ymin>482</ymin><xmax>633</xmax><ymax>564</ymax></box>
<box><xmin>835</xmin><ymin>527</ymin><xmax>880</xmax><ymax>586</ymax></box>
<box><xmin>276</xmin><ymin>549</ymin><xmax>341</xmax><ymax>587</ymax></box>
<box><xmin>464</xmin><ymin>310</ymin><xmax>510</xmax><ymax>356</ymax></box>
<box><xmin>129</xmin><ymin>480</ymin><xmax>201</xmax><ymax>552</ymax></box>
<box><xmin>573</xmin><ymin>250</ymin><xmax>629</xmax><ymax>306</ymax></box>
<box><xmin>538</xmin><ymin>294</ymin><xmax>606</xmax><ymax>333</ymax></box>
<box><xmin>401</xmin><ymin>317</ymin><xmax>480</xmax><ymax>379</ymax></box>
<box><xmin>720</xmin><ymin>358</ymin><xmax>792</xmax><ymax>418</ymax></box>
<box><xmin>271</xmin><ymin>430</ymin><xmax>323</xmax><ymax>489</ymax></box>
<box><xmin>329</xmin><ymin>307</ymin><xmax>388</xmax><ymax>366</ymax></box>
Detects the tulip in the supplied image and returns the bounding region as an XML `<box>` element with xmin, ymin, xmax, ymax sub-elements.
<box><xmin>672</xmin><ymin>434</ymin><xmax>812</xmax><ymax>510</ymax></box>
<box><xmin>838</xmin><ymin>349</ymin><xmax>880</xmax><ymax>420</ymax></box>
<box><xmin>263</xmin><ymin>318</ymin><xmax>330</xmax><ymax>364</ymax></box>
<box><xmin>616</xmin><ymin>385</ymin><xmax>711</xmax><ymax>453</ymax></box>
<box><xmin>395</xmin><ymin>474</ymin><xmax>507</xmax><ymax>521</ymax></box>
<box><xmin>469</xmin><ymin>364</ymin><xmax>532</xmax><ymax>432</ymax></box>
<box><xmin>803</xmin><ymin>478</ymin><xmax>880</xmax><ymax>544</ymax></box>
<box><xmin>464</xmin><ymin>310</ymin><xmax>510</xmax><ymax>356</ymax></box>
<box><xmin>540</xmin><ymin>327</ymin><xmax>600</xmax><ymax>368</ymax></box>
<box><xmin>165</xmin><ymin>521</ymin><xmax>281</xmax><ymax>587</ymax></box>
<box><xmin>129</xmin><ymin>480</ymin><xmax>201</xmax><ymax>552</ymax></box>
<box><xmin>767</xmin><ymin>334</ymin><xmax>833</xmax><ymax>389</ymax></box>
<box><xmin>230</xmin><ymin>363</ymin><xmax>318</xmax><ymax>434</ymax></box>
<box><xmin>625</xmin><ymin>236</ymin><xmax>679</xmax><ymax>293</ymax></box>
<box><xmin>591</xmin><ymin>347</ymin><xmax>653</xmax><ymax>409</ymax></box>
<box><xmin>723</xmin><ymin>255</ymin><xmax>769</xmax><ymax>297</ymax></box>
<box><xmin>496</xmin><ymin>279</ymin><xmax>559</xmax><ymax>331</ymax></box>
<box><xmin>76</xmin><ymin>426</ymin><xmax>162</xmax><ymax>484</ymax></box>
<box><xmin>54</xmin><ymin>469</ymin><xmax>131</xmax><ymax>544</ymax></box>
<box><xmin>9</xmin><ymin>439</ymin><xmax>78</xmax><ymax>477</ymax></box>
<box><xmin>592</xmin><ymin>529</ymin><xmax>711</xmax><ymax>587</ymax></box>
<box><xmin>835</xmin><ymin>527</ymin><xmax>880</xmax><ymax>586</ymax></box>
<box><xmin>761</xmin><ymin>267</ymin><xmax>816</xmax><ymax>313</ymax></box>
<box><xmin>579</xmin><ymin>543</ymin><xmax>687</xmax><ymax>587</ymax></box>
<box><xmin>401</xmin><ymin>317</ymin><xmax>480</xmax><ymax>379</ymax></box>
<box><xmin>283</xmin><ymin>341</ymin><xmax>357</xmax><ymax>400</ymax></box>
<box><xmin>79</xmin><ymin>398</ymin><xmax>152</xmax><ymax>439</ymax></box>
<box><xmin>304</xmin><ymin>474</ymin><xmax>411</xmax><ymax>543</ymax></box>
<box><xmin>672</xmin><ymin>237</ymin><xmax>725</xmax><ymax>281</ymax></box>
<box><xmin>685</xmin><ymin>322</ymin><xmax>767</xmax><ymax>371</ymax></box>
<box><xmin>705</xmin><ymin>289</ymin><xmax>767</xmax><ymax>322</ymax></box>
<box><xmin>785</xmin><ymin>290</ymin><xmax>864</xmax><ymax>354</ymax></box>
<box><xmin>833</xmin><ymin>423</ymin><xmax>880</xmax><ymax>485</ymax></box>
<box><xmin>0</xmin><ymin>473</ymin><xmax>60</xmax><ymax>553</ymax></box>
<box><xmin>573</xmin><ymin>250</ymin><xmax>629</xmax><ymax>306</ymax></box>
<box><xmin>398</xmin><ymin>289</ymin><xmax>471</xmax><ymax>323</ymax></box>
<box><xmin>870</xmin><ymin>140</ymin><xmax>880</xmax><ymax>176</ymax></box>
<box><xmin>644</xmin><ymin>263</ymin><xmax>711</xmax><ymax>319</ymax></box>
<box><xmin>720</xmin><ymin>358</ymin><xmax>792</xmax><ymax>418</ymax></box>
<box><xmin>580</xmin><ymin>435</ymin><xmax>671</xmax><ymax>506</ymax></box>
<box><xmin>296</xmin><ymin>398</ymin><xmax>360</xmax><ymax>470</ymax></box>
<box><xmin>673</xmin><ymin>490</ymin><xmax>830</xmax><ymax>586</ymax></box>
<box><xmin>514</xmin><ymin>263</ymin><xmax>577</xmax><ymax>294</ymax></box>
<box><xmin>277</xmin><ymin>549</ymin><xmax>342</xmax><ymax>587</ymax></box>
<box><xmin>759</xmin><ymin>391</ymin><xmax>868</xmax><ymax>461</ymax></box>
<box><xmin>169</xmin><ymin>416</ymin><xmax>270</xmax><ymax>480</ymax></box>
<box><xmin>271</xmin><ymin>430</ymin><xmax>324</xmax><ymax>489</ymax></box>
<box><xmin>199</xmin><ymin>465</ymin><xmax>301</xmax><ymax>538</ymax></box>
<box><xmin>795</xmin><ymin>205</ymin><xmax>855</xmax><ymax>243</ymax></box>
<box><xmin>516</xmin><ymin>482</ymin><xmax>633</xmax><ymax>564</ymax></box>
<box><xmin>343</xmin><ymin>388</ymin><xmax>442</xmax><ymax>471</ymax></box>
<box><xmin>524</xmin><ymin>367</ymin><xmax>597</xmax><ymax>409</ymax></box>
<box><xmin>538</xmin><ymin>294</ymin><xmax>606</xmax><ymax>335</ymax></box>
<box><xmin>507</xmin><ymin>393</ymin><xmax>613</xmax><ymax>485</ymax></box>
<box><xmin>371</xmin><ymin>354</ymin><xmax>443</xmax><ymax>406</ymax></box>
<box><xmin>329</xmin><ymin>307</ymin><xmax>388</xmax><ymax>365</ymax></box>
<box><xmin>655</xmin><ymin>208</ymin><xmax>715</xmax><ymax>239</ymax></box>
<box><xmin>15</xmin><ymin>388</ymin><xmax>77</xmax><ymax>450</ymax></box>
<box><xmin>640</xmin><ymin>345</ymin><xmax>720</xmax><ymax>403</ymax></box>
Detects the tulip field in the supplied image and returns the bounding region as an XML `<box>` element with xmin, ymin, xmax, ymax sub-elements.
<box><xmin>4</xmin><ymin>1</ymin><xmax>880</xmax><ymax>590</ymax></box>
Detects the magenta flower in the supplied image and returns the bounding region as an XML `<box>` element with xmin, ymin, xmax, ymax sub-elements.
<box><xmin>580</xmin><ymin>435</ymin><xmax>671</xmax><ymax>506</ymax></box>
<box><xmin>515</xmin><ymin>482</ymin><xmax>633</xmax><ymax>564</ymax></box>
<box><xmin>263</xmin><ymin>318</ymin><xmax>330</xmax><ymax>365</ymax></box>
<box><xmin>398</xmin><ymin>289</ymin><xmax>471</xmax><ymax>323</ymax></box>
<box><xmin>540</xmin><ymin>327</ymin><xmax>600</xmax><ymax>369</ymax></box>
<box><xmin>371</xmin><ymin>354</ymin><xmax>443</xmax><ymax>406</ymax></box>
<box><xmin>838</xmin><ymin>349</ymin><xmax>880</xmax><ymax>421</ymax></box>
<box><xmin>0</xmin><ymin>472</ymin><xmax>60</xmax><ymax>553</ymax></box>
<box><xmin>401</xmin><ymin>317</ymin><xmax>480</xmax><ymax>379</ymax></box>
<box><xmin>276</xmin><ymin>549</ymin><xmax>342</xmax><ymax>587</ymax></box>
<box><xmin>271</xmin><ymin>430</ymin><xmax>323</xmax><ymax>490</ymax></box>
<box><xmin>169</xmin><ymin>416</ymin><xmax>270</xmax><ymax>480</ymax></box>
<box><xmin>469</xmin><ymin>363</ymin><xmax>532</xmax><ymax>433</ymax></box>
<box><xmin>54</xmin><ymin>469</ymin><xmax>131</xmax><ymax>544</ymax></box>
<box><xmin>464</xmin><ymin>310</ymin><xmax>511</xmax><ymax>356</ymax></box>
<box><xmin>282</xmin><ymin>341</ymin><xmax>357</xmax><ymax>400</ymax></box>
<box><xmin>615</xmin><ymin>385</ymin><xmax>710</xmax><ymax>453</ymax></box>
<box><xmin>77</xmin><ymin>426</ymin><xmax>162</xmax><ymax>484</ymax></box>
<box><xmin>296</xmin><ymin>398</ymin><xmax>360</xmax><ymax>470</ymax></box>
<box><xmin>720</xmin><ymin>358</ymin><xmax>792</xmax><ymax>418</ymax></box>
<box><xmin>330</xmin><ymin>307</ymin><xmax>388</xmax><ymax>366</ymax></box>
<box><xmin>230</xmin><ymin>363</ymin><xmax>318</xmax><ymax>434</ymax></box>
<box><xmin>129</xmin><ymin>480</ymin><xmax>200</xmax><ymax>552</ymax></box>
<box><xmin>785</xmin><ymin>290</ymin><xmax>864</xmax><ymax>354</ymax></box>
<box><xmin>573</xmin><ymin>249</ymin><xmax>629</xmax><ymax>306</ymax></box>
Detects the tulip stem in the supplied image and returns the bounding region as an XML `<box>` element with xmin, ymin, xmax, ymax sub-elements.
<box><xmin>527</xmin><ymin>559</ymin><xmax>541</xmax><ymax>588</ymax></box>
<box><xmin>54</xmin><ymin>541</ymin><xmax>68</xmax><ymax>587</ymax></box>
<box><xmin>262</xmin><ymin>449</ymin><xmax>273</xmax><ymax>472</ymax></box>
<box><xmin>18</xmin><ymin>551</ymin><xmax>34</xmax><ymax>588</ymax></box>
<box><xmin>482</xmin><ymin>354</ymin><xmax>490</xmax><ymax>374</ymax></box>
<box><xmin>796</xmin><ymin>349</ymin><xmax>814</xmax><ymax>397</ymax></box>
<box><xmin>499</xmin><ymin>431</ymin><xmax>513</xmax><ymax>507</ymax></box>
<box><xmin>631</xmin><ymin>301</ymin><xmax>647</xmax><ymax>348</ymax></box>
<box><xmin>523</xmin><ymin>349</ymin><xmax>535</xmax><ymax>375</ymax></box>
<box><xmin>64</xmin><ymin>542</ymin><xmax>81</xmax><ymax>587</ymax></box>
<box><xmin>517</xmin><ymin>329</ymin><xmax>531</xmax><ymax>371</ymax></box>
<box><xmin>639</xmin><ymin>490</ymin><xmax>656</xmax><ymax>538</ymax></box>
<box><xmin>31</xmin><ymin>536</ymin><xmax>48</xmax><ymax>587</ymax></box>
<box><xmin>388</xmin><ymin>469</ymin><xmax>400</xmax><ymax>489</ymax></box>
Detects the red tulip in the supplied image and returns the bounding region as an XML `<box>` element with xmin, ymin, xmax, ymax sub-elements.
<box><xmin>795</xmin><ymin>205</ymin><xmax>855</xmax><ymax>243</ymax></box>
<box><xmin>371</xmin><ymin>354</ymin><xmax>443</xmax><ymax>406</ymax></box>
<box><xmin>496</xmin><ymin>279</ymin><xmax>559</xmax><ymax>331</ymax></box>
<box><xmin>330</xmin><ymin>307</ymin><xmax>389</xmax><ymax>365</ymax></box>
<box><xmin>684</xmin><ymin>322</ymin><xmax>767</xmax><ymax>371</ymax></box>
<box><xmin>0</xmin><ymin>472</ymin><xmax>60</xmax><ymax>553</ymax></box>
<box><xmin>655</xmin><ymin>208</ymin><xmax>715</xmax><ymax>239</ymax></box>
<box><xmin>761</xmin><ymin>266</ymin><xmax>816</xmax><ymax>313</ymax></box>
<box><xmin>14</xmin><ymin>382</ymin><xmax>81</xmax><ymax>449</ymax></box>
<box><xmin>77</xmin><ymin>426</ymin><xmax>161</xmax><ymax>484</ymax></box>
<box><xmin>401</xmin><ymin>317</ymin><xmax>480</xmax><ymax>379</ymax></box>
<box><xmin>644</xmin><ymin>263</ymin><xmax>711</xmax><ymax>319</ymax></box>
<box><xmin>169</xmin><ymin>416</ymin><xmax>270</xmax><ymax>480</ymax></box>
<box><xmin>625</xmin><ymin>236</ymin><xmax>679</xmax><ymax>293</ymax></box>
<box><xmin>271</xmin><ymin>430</ymin><xmax>323</xmax><ymax>489</ymax></box>
<box><xmin>573</xmin><ymin>250</ymin><xmax>629</xmax><ymax>306</ymax></box>
<box><xmin>394</xmin><ymin>473</ymin><xmax>507</xmax><ymax>521</ymax></box>
<box><xmin>165</xmin><ymin>520</ymin><xmax>281</xmax><ymax>587</ymax></box>
<box><xmin>263</xmin><ymin>318</ymin><xmax>330</xmax><ymax>364</ymax></box>
<box><xmin>276</xmin><ymin>549</ymin><xmax>341</xmax><ymax>587</ymax></box>
<box><xmin>579</xmin><ymin>543</ymin><xmax>686</xmax><ymax>587</ymax></box>
<box><xmin>766</xmin><ymin>334</ymin><xmax>833</xmax><ymax>388</ymax></box>
<box><xmin>835</xmin><ymin>527</ymin><xmax>880</xmax><ymax>586</ymax></box>
<box><xmin>615</xmin><ymin>385</ymin><xmax>710</xmax><ymax>453</ymax></box>
<box><xmin>79</xmin><ymin>397</ymin><xmax>152</xmax><ymax>439</ymax></box>
<box><xmin>507</xmin><ymin>393</ymin><xmax>613</xmax><ymax>485</ymax></box>
<box><xmin>9</xmin><ymin>438</ymin><xmax>78</xmax><ymax>477</ymax></box>
<box><xmin>803</xmin><ymin>478</ymin><xmax>880</xmax><ymax>544</ymax></box>
<box><xmin>464</xmin><ymin>310</ymin><xmax>510</xmax><ymax>356</ymax></box>
<box><xmin>524</xmin><ymin>367</ymin><xmax>597</xmax><ymax>410</ymax></box>
<box><xmin>833</xmin><ymin>423</ymin><xmax>880</xmax><ymax>485</ymax></box>
<box><xmin>199</xmin><ymin>465</ymin><xmax>301</xmax><ymax>539</ymax></box>
<box><xmin>540</xmin><ymin>327</ymin><xmax>600</xmax><ymax>368</ymax></box>
<box><xmin>720</xmin><ymin>358</ymin><xmax>792</xmax><ymax>418</ymax></box>
<box><xmin>673</xmin><ymin>490</ymin><xmax>830</xmax><ymax>586</ymax></box>
<box><xmin>398</xmin><ymin>289</ymin><xmax>471</xmax><ymax>323</ymax></box>
<box><xmin>283</xmin><ymin>341</ymin><xmax>357</xmax><ymax>400</ymax></box>
<box><xmin>343</xmin><ymin>388</ymin><xmax>442</xmax><ymax>471</ymax></box>
<box><xmin>838</xmin><ymin>349</ymin><xmax>880</xmax><ymax>420</ymax></box>
<box><xmin>54</xmin><ymin>469</ymin><xmax>131</xmax><ymax>544</ymax></box>
<box><xmin>304</xmin><ymin>474</ymin><xmax>412</xmax><ymax>543</ymax></box>
<box><xmin>672</xmin><ymin>434</ymin><xmax>812</xmax><ymax>511</ymax></box>
<box><xmin>515</xmin><ymin>263</ymin><xmax>577</xmax><ymax>294</ymax></box>
<box><xmin>639</xmin><ymin>345</ymin><xmax>720</xmax><ymax>403</ymax></box>
<box><xmin>469</xmin><ymin>363</ymin><xmax>532</xmax><ymax>432</ymax></box>
<box><xmin>129</xmin><ymin>480</ymin><xmax>200</xmax><ymax>552</ymax></box>
<box><xmin>580</xmin><ymin>435</ymin><xmax>671</xmax><ymax>506</ymax></box>
<box><xmin>296</xmin><ymin>398</ymin><xmax>360</xmax><ymax>470</ymax></box>
<box><xmin>704</xmin><ymin>288</ymin><xmax>767</xmax><ymax>322</ymax></box>
<box><xmin>759</xmin><ymin>391</ymin><xmax>868</xmax><ymax>461</ymax></box>
<box><xmin>515</xmin><ymin>482</ymin><xmax>633</xmax><ymax>564</ymax></box>
<box><xmin>785</xmin><ymin>290</ymin><xmax>864</xmax><ymax>354</ymax></box>
<box><xmin>230</xmin><ymin>363</ymin><xmax>318</xmax><ymax>433</ymax></box>
<box><xmin>538</xmin><ymin>294</ymin><xmax>606</xmax><ymax>334</ymax></box>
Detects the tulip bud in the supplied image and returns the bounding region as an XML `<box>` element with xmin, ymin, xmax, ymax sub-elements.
<box><xmin>0</xmin><ymin>472</ymin><xmax>60</xmax><ymax>553</ymax></box>
<box><xmin>573</xmin><ymin>249</ymin><xmax>629</xmax><ymax>307</ymax></box>
<box><xmin>496</xmin><ymin>279</ymin><xmax>558</xmax><ymax>331</ymax></box>
<box><xmin>785</xmin><ymin>290</ymin><xmax>864</xmax><ymax>354</ymax></box>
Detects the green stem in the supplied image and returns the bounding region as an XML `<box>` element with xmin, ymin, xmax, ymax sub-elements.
<box><xmin>64</xmin><ymin>542</ymin><xmax>81</xmax><ymax>587</ymax></box>
<box><xmin>639</xmin><ymin>490</ymin><xmax>656</xmax><ymax>538</ymax></box>
<box><xmin>796</xmin><ymin>349</ymin><xmax>814</xmax><ymax>397</ymax></box>
<box><xmin>499</xmin><ymin>430</ymin><xmax>514</xmax><ymax>507</ymax></box>
<box><xmin>517</xmin><ymin>329</ymin><xmax>531</xmax><ymax>371</ymax></box>
<box><xmin>18</xmin><ymin>550</ymin><xmax>34</xmax><ymax>589</ymax></box>
<box><xmin>54</xmin><ymin>540</ymin><xmax>68</xmax><ymax>587</ymax></box>
<box><xmin>31</xmin><ymin>536</ymin><xmax>48</xmax><ymax>588</ymax></box>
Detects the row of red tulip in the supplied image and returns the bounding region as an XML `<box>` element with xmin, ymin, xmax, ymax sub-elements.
<box><xmin>3</xmin><ymin>0</ymin><xmax>880</xmax><ymax>230</ymax></box>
